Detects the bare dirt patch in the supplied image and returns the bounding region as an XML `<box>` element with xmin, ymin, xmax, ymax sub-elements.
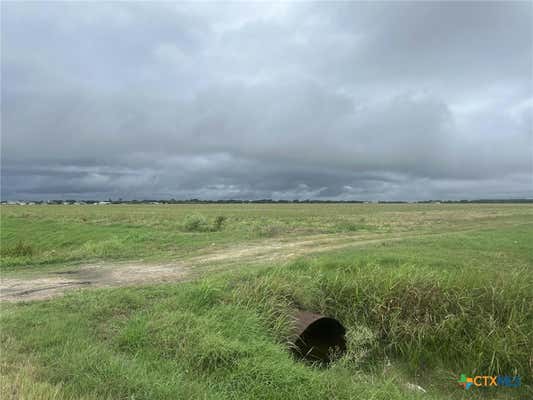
<box><xmin>0</xmin><ymin>262</ymin><xmax>189</xmax><ymax>302</ymax></box>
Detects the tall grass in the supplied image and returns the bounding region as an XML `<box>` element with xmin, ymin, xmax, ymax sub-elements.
<box><xmin>229</xmin><ymin>261</ymin><xmax>532</xmax><ymax>379</ymax></box>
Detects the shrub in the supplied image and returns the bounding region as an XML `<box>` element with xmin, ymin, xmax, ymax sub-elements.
<box><xmin>212</xmin><ymin>216</ymin><xmax>227</xmax><ymax>231</ymax></box>
<box><xmin>183</xmin><ymin>214</ymin><xmax>209</xmax><ymax>232</ymax></box>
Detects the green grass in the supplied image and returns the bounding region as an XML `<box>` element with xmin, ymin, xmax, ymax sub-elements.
<box><xmin>1</xmin><ymin>203</ymin><xmax>532</xmax><ymax>271</ymax></box>
<box><xmin>1</xmin><ymin>222</ymin><xmax>532</xmax><ymax>399</ymax></box>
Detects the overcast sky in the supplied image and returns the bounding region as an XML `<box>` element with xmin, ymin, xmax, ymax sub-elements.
<box><xmin>2</xmin><ymin>1</ymin><xmax>532</xmax><ymax>201</ymax></box>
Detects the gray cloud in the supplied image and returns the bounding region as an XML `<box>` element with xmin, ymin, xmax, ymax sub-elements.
<box><xmin>1</xmin><ymin>1</ymin><xmax>532</xmax><ymax>200</ymax></box>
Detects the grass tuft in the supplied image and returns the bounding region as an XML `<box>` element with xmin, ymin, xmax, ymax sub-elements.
<box><xmin>3</xmin><ymin>241</ymin><xmax>35</xmax><ymax>257</ymax></box>
<box><xmin>212</xmin><ymin>215</ymin><xmax>227</xmax><ymax>231</ymax></box>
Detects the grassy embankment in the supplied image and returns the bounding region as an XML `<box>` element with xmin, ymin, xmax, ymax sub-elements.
<box><xmin>1</xmin><ymin>210</ymin><xmax>532</xmax><ymax>399</ymax></box>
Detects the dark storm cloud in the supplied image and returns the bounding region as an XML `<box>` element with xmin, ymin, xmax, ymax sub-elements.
<box><xmin>1</xmin><ymin>1</ymin><xmax>532</xmax><ymax>200</ymax></box>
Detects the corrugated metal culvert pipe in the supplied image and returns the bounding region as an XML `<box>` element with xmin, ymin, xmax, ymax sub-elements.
<box><xmin>290</xmin><ymin>311</ymin><xmax>346</xmax><ymax>363</ymax></box>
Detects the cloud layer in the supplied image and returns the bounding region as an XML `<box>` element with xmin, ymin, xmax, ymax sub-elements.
<box><xmin>2</xmin><ymin>2</ymin><xmax>532</xmax><ymax>200</ymax></box>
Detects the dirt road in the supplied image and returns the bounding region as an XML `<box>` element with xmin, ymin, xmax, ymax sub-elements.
<box><xmin>0</xmin><ymin>229</ymin><xmax>478</xmax><ymax>302</ymax></box>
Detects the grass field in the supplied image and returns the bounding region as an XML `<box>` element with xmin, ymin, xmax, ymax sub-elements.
<box><xmin>1</xmin><ymin>204</ymin><xmax>532</xmax><ymax>399</ymax></box>
<box><xmin>1</xmin><ymin>203</ymin><xmax>531</xmax><ymax>271</ymax></box>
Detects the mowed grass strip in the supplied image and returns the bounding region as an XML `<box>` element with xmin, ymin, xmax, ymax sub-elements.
<box><xmin>1</xmin><ymin>225</ymin><xmax>531</xmax><ymax>399</ymax></box>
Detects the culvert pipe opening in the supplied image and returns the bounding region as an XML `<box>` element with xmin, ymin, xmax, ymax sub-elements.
<box><xmin>291</xmin><ymin>311</ymin><xmax>346</xmax><ymax>363</ymax></box>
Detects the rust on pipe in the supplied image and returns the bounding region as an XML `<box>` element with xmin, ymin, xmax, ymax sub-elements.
<box><xmin>291</xmin><ymin>311</ymin><xmax>346</xmax><ymax>363</ymax></box>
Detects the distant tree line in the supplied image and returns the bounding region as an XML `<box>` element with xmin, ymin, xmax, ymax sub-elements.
<box><xmin>2</xmin><ymin>198</ymin><xmax>532</xmax><ymax>205</ymax></box>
